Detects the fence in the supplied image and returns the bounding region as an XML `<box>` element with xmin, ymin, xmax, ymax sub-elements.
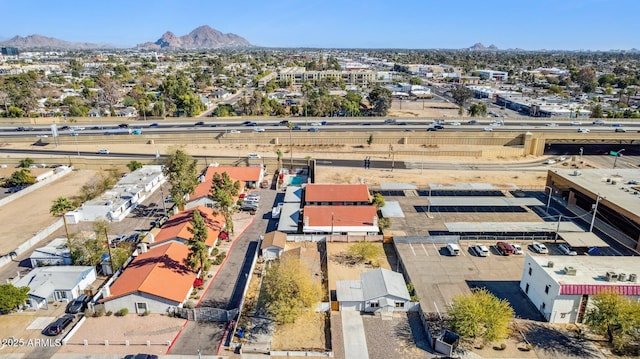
<box><xmin>0</xmin><ymin>165</ymin><xmax>72</xmax><ymax>208</ymax></box>
<box><xmin>171</xmin><ymin>306</ymin><xmax>239</xmax><ymax>322</ymax></box>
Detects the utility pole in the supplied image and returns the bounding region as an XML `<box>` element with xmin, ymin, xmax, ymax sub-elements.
<box><xmin>589</xmin><ymin>195</ymin><xmax>603</xmax><ymax>233</ymax></box>
<box><xmin>104</xmin><ymin>228</ymin><xmax>115</xmax><ymax>275</ymax></box>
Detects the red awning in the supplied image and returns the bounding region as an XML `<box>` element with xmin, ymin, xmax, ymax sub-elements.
<box><xmin>560</xmin><ymin>284</ymin><xmax>640</xmax><ymax>296</ymax></box>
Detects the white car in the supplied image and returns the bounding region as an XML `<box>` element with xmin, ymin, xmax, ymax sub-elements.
<box><xmin>545</xmin><ymin>159</ymin><xmax>557</xmax><ymax>165</ymax></box>
<box><xmin>229</xmin><ymin>129</ymin><xmax>241</xmax><ymax>134</ymax></box>
<box><xmin>483</xmin><ymin>127</ymin><xmax>493</xmax><ymax>132</ymax></box>
<box><xmin>545</xmin><ymin>122</ymin><xmax>558</xmax><ymax>127</ymax></box>
<box><xmin>570</xmin><ymin>121</ymin><xmax>582</xmax><ymax>126</ymax></box>
<box><xmin>97</xmin><ymin>149</ymin><xmax>110</xmax><ymax>154</ymax></box>
<box><xmin>449</xmin><ymin>121</ymin><xmax>461</xmax><ymax>126</ymax></box>
<box><xmin>253</xmin><ymin>127</ymin><xmax>265</xmax><ymax>132</ymax></box>
<box><xmin>310</xmin><ymin>122</ymin><xmax>323</xmax><ymax>126</ymax></box>
<box><xmin>247</xmin><ymin>153</ymin><xmax>261</xmax><ymax>159</ymax></box>
<box><xmin>474</xmin><ymin>244</ymin><xmax>490</xmax><ymax>257</ymax></box>
<box><xmin>532</xmin><ymin>242</ymin><xmax>548</xmax><ymax>254</ymax></box>
<box><xmin>511</xmin><ymin>243</ymin><xmax>523</xmax><ymax>255</ymax></box>
<box><xmin>490</xmin><ymin>121</ymin><xmax>502</xmax><ymax>126</ymax></box>
<box><xmin>558</xmin><ymin>243</ymin><xmax>577</xmax><ymax>256</ymax></box>
<box><xmin>577</xmin><ymin>128</ymin><xmax>590</xmax><ymax>133</ymax></box>
<box><xmin>558</xmin><ymin>156</ymin><xmax>567</xmax><ymax>161</ymax></box>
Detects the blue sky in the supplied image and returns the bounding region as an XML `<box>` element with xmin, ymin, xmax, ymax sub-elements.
<box><xmin>1</xmin><ymin>0</ymin><xmax>638</xmax><ymax>50</ymax></box>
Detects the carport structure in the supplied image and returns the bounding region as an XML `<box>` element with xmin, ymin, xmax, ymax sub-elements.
<box><xmin>557</xmin><ymin>232</ymin><xmax>609</xmax><ymax>248</ymax></box>
<box><xmin>441</xmin><ymin>221</ymin><xmax>585</xmax><ymax>240</ymax></box>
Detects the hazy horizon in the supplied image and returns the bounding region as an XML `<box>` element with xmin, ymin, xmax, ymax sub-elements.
<box><xmin>1</xmin><ymin>0</ymin><xmax>638</xmax><ymax>51</ymax></box>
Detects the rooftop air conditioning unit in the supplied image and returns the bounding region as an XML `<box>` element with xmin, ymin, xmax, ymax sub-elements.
<box><xmin>547</xmin><ymin>261</ymin><xmax>554</xmax><ymax>268</ymax></box>
<box><xmin>564</xmin><ymin>266</ymin><xmax>577</xmax><ymax>276</ymax></box>
<box><xmin>606</xmin><ymin>271</ymin><xmax>618</xmax><ymax>282</ymax></box>
<box><xmin>606</xmin><ymin>178</ymin><xmax>611</xmax><ymax>183</ymax></box>
<box><xmin>618</xmin><ymin>273</ymin><xmax>627</xmax><ymax>282</ymax></box>
<box><xmin>573</xmin><ymin>170</ymin><xmax>582</xmax><ymax>176</ymax></box>
<box><xmin>629</xmin><ymin>273</ymin><xmax>637</xmax><ymax>282</ymax></box>
<box><xmin>612</xmin><ymin>180</ymin><xmax>617</xmax><ymax>185</ymax></box>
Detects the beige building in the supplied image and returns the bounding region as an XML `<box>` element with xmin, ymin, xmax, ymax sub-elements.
<box><xmin>277</xmin><ymin>67</ymin><xmax>377</xmax><ymax>86</ymax></box>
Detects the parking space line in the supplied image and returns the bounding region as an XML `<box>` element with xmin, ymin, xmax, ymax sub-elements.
<box><xmin>431</xmin><ymin>243</ymin><xmax>440</xmax><ymax>256</ymax></box>
<box><xmin>421</xmin><ymin>243</ymin><xmax>428</xmax><ymax>256</ymax></box>
<box><xmin>459</xmin><ymin>243</ymin><xmax>466</xmax><ymax>256</ymax></box>
<box><xmin>409</xmin><ymin>243</ymin><xmax>416</xmax><ymax>256</ymax></box>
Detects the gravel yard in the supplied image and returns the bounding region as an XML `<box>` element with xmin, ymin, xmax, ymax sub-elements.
<box><xmin>361</xmin><ymin>312</ymin><xmax>431</xmax><ymax>359</ymax></box>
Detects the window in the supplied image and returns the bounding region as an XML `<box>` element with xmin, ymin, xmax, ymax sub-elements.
<box><xmin>395</xmin><ymin>302</ymin><xmax>405</xmax><ymax>308</ymax></box>
<box><xmin>136</xmin><ymin>302</ymin><xmax>148</xmax><ymax>313</ymax></box>
<box><xmin>369</xmin><ymin>301</ymin><xmax>379</xmax><ymax>308</ymax></box>
<box><xmin>542</xmin><ymin>302</ymin><xmax>546</xmax><ymax>310</ymax></box>
<box><xmin>528</xmin><ymin>267</ymin><xmax>532</xmax><ymax>276</ymax></box>
<box><xmin>525</xmin><ymin>283</ymin><xmax>529</xmax><ymax>294</ymax></box>
<box><xmin>545</xmin><ymin>285</ymin><xmax>550</xmax><ymax>294</ymax></box>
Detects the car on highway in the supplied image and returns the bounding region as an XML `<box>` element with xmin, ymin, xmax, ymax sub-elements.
<box><xmin>490</xmin><ymin>121</ymin><xmax>503</xmax><ymax>126</ymax></box>
<box><xmin>97</xmin><ymin>149</ymin><xmax>110</xmax><ymax>154</ymax></box>
<box><xmin>308</xmin><ymin>127</ymin><xmax>320</xmax><ymax>132</ymax></box>
<box><xmin>531</xmin><ymin>242</ymin><xmax>549</xmax><ymax>254</ymax></box>
<box><xmin>570</xmin><ymin>121</ymin><xmax>582</xmax><ymax>126</ymax></box>
<box><xmin>546</xmin><ymin>122</ymin><xmax>558</xmax><ymax>127</ymax></box>
<box><xmin>15</xmin><ymin>126</ymin><xmax>28</xmax><ymax>131</ymax></box>
<box><xmin>253</xmin><ymin>127</ymin><xmax>265</xmax><ymax>132</ymax></box>
<box><xmin>247</xmin><ymin>153</ymin><xmax>261</xmax><ymax>159</ymax></box>
<box><xmin>36</xmin><ymin>134</ymin><xmax>49</xmax><ymax>138</ymax></box>
<box><xmin>384</xmin><ymin>118</ymin><xmax>396</xmax><ymax>124</ymax></box>
<box><xmin>614</xmin><ymin>128</ymin><xmax>627</xmax><ymax>133</ymax></box>
<box><xmin>592</xmin><ymin>120</ymin><xmax>606</xmax><ymax>125</ymax></box>
<box><xmin>396</xmin><ymin>121</ymin><xmax>408</xmax><ymax>125</ymax></box>
<box><xmin>483</xmin><ymin>127</ymin><xmax>493</xmax><ymax>132</ymax></box>
<box><xmin>433</xmin><ymin>124</ymin><xmax>444</xmax><ymax>130</ymax></box>
<box><xmin>229</xmin><ymin>129</ymin><xmax>241</xmax><ymax>133</ymax></box>
<box><xmin>449</xmin><ymin>121</ymin><xmax>461</xmax><ymax>126</ymax></box>
<box><xmin>293</xmin><ymin>125</ymin><xmax>302</xmax><ymax>130</ymax></box>
<box><xmin>577</xmin><ymin>128</ymin><xmax>590</xmax><ymax>133</ymax></box>
<box><xmin>70</xmin><ymin>131</ymin><xmax>78</xmax><ymax>136</ymax></box>
<box><xmin>426</xmin><ymin>127</ymin><xmax>438</xmax><ymax>131</ymax></box>
<box><xmin>149</xmin><ymin>123</ymin><xmax>159</xmax><ymax>127</ymax></box>
<box><xmin>194</xmin><ymin>121</ymin><xmax>205</xmax><ymax>126</ymax></box>
<box><xmin>545</xmin><ymin>159</ymin><xmax>557</xmax><ymax>165</ymax></box>
<box><xmin>310</xmin><ymin>121</ymin><xmax>325</xmax><ymax>126</ymax></box>
<box><xmin>65</xmin><ymin>294</ymin><xmax>90</xmax><ymax>314</ymax></box>
<box><xmin>59</xmin><ymin>125</ymin><xmax>70</xmax><ymax>131</ymax></box>
<box><xmin>42</xmin><ymin>314</ymin><xmax>74</xmax><ymax>336</ymax></box>
<box><xmin>474</xmin><ymin>244</ymin><xmax>490</xmax><ymax>257</ymax></box>
<box><xmin>467</xmin><ymin>120</ymin><xmax>479</xmax><ymax>125</ymax></box>
<box><xmin>244</xmin><ymin>122</ymin><xmax>258</xmax><ymax>126</ymax></box>
<box><xmin>558</xmin><ymin>243</ymin><xmax>577</xmax><ymax>256</ymax></box>
<box><xmin>118</xmin><ymin>123</ymin><xmax>129</xmax><ymax>128</ymax></box>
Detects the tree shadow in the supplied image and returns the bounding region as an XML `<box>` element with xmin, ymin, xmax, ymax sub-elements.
<box><xmin>522</xmin><ymin>321</ymin><xmax>603</xmax><ymax>358</ymax></box>
<box><xmin>392</xmin><ymin>312</ymin><xmax>434</xmax><ymax>353</ymax></box>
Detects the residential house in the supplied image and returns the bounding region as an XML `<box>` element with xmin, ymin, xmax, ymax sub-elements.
<box><xmin>302</xmin><ymin>205</ymin><xmax>379</xmax><ymax>235</ymax></box>
<box><xmin>336</xmin><ymin>268</ymin><xmax>411</xmax><ymax>312</ymax></box>
<box><xmin>260</xmin><ymin>231</ymin><xmax>286</xmax><ymax>260</ymax></box>
<box><xmin>187</xmin><ymin>165</ymin><xmax>263</xmax><ymax>209</ymax></box>
<box><xmin>149</xmin><ymin>206</ymin><xmax>225</xmax><ymax>251</ymax></box>
<box><xmin>100</xmin><ymin>242</ymin><xmax>196</xmax><ymax>314</ymax></box>
<box><xmin>15</xmin><ymin>266</ymin><xmax>97</xmax><ymax>310</ymax></box>
<box><xmin>304</xmin><ymin>184</ymin><xmax>370</xmax><ymax>206</ymax></box>
<box><xmin>117</xmin><ymin>106</ymin><xmax>137</xmax><ymax>117</ymax></box>
<box><xmin>28</xmin><ymin>238</ymin><xmax>71</xmax><ymax>267</ymax></box>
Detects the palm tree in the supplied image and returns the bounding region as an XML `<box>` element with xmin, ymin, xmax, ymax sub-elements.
<box><xmin>276</xmin><ymin>148</ymin><xmax>283</xmax><ymax>172</ymax></box>
<box><xmin>287</xmin><ymin>121</ymin><xmax>294</xmax><ymax>171</ymax></box>
<box><xmin>50</xmin><ymin>197</ymin><xmax>75</xmax><ymax>247</ymax></box>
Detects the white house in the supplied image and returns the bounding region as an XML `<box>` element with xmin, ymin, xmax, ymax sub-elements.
<box><xmin>520</xmin><ymin>254</ymin><xmax>640</xmax><ymax>324</ymax></box>
<box><xmin>260</xmin><ymin>231</ymin><xmax>286</xmax><ymax>261</ymax></box>
<box><xmin>14</xmin><ymin>266</ymin><xmax>96</xmax><ymax>310</ymax></box>
<box><xmin>28</xmin><ymin>237</ymin><xmax>71</xmax><ymax>267</ymax></box>
<box><xmin>336</xmin><ymin>268</ymin><xmax>411</xmax><ymax>313</ymax></box>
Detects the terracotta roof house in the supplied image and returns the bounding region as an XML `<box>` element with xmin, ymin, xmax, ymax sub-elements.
<box><xmin>304</xmin><ymin>184</ymin><xmax>370</xmax><ymax>205</ymax></box>
<box><xmin>100</xmin><ymin>242</ymin><xmax>196</xmax><ymax>314</ymax></box>
<box><xmin>149</xmin><ymin>206</ymin><xmax>224</xmax><ymax>250</ymax></box>
<box><xmin>302</xmin><ymin>205</ymin><xmax>379</xmax><ymax>235</ymax></box>
<box><xmin>336</xmin><ymin>268</ymin><xmax>411</xmax><ymax>313</ymax></box>
<box><xmin>260</xmin><ymin>231</ymin><xmax>287</xmax><ymax>260</ymax></box>
<box><xmin>186</xmin><ymin>165</ymin><xmax>263</xmax><ymax>209</ymax></box>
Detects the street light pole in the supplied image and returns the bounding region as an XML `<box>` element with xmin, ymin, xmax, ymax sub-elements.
<box><xmin>579</xmin><ymin>147</ymin><xmax>583</xmax><ymax>163</ymax></box>
<box><xmin>613</xmin><ymin>148</ymin><xmax>625</xmax><ymax>169</ymax></box>
<box><xmin>589</xmin><ymin>194</ymin><xmax>603</xmax><ymax>233</ymax></box>
<box><xmin>554</xmin><ymin>214</ymin><xmax>562</xmax><ymax>242</ymax></box>
<box><xmin>545</xmin><ymin>186</ymin><xmax>553</xmax><ymax>211</ymax></box>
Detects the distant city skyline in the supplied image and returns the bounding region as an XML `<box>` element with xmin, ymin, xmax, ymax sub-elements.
<box><xmin>1</xmin><ymin>0</ymin><xmax>638</xmax><ymax>50</ymax></box>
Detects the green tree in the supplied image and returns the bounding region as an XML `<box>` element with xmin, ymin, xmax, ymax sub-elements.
<box><xmin>19</xmin><ymin>158</ymin><xmax>34</xmax><ymax>168</ymax></box>
<box><xmin>163</xmin><ymin>149</ymin><xmax>199</xmax><ymax>210</ymax></box>
<box><xmin>590</xmin><ymin>104</ymin><xmax>604</xmax><ymax>119</ymax></box>
<box><xmin>209</xmin><ymin>172</ymin><xmax>240</xmax><ymax>234</ymax></box>
<box><xmin>451</xmin><ymin>85</ymin><xmax>473</xmax><ymax>115</ymax></box>
<box><xmin>368</xmin><ymin>87</ymin><xmax>392</xmax><ymax>116</ymax></box>
<box><xmin>585</xmin><ymin>289</ymin><xmax>640</xmax><ymax>351</ymax></box>
<box><xmin>50</xmin><ymin>197</ymin><xmax>76</xmax><ymax>247</ymax></box>
<box><xmin>409</xmin><ymin>77</ymin><xmax>423</xmax><ymax>85</ymax></box>
<box><xmin>0</xmin><ymin>284</ymin><xmax>30</xmax><ymax>313</ymax></box>
<box><xmin>262</xmin><ymin>259</ymin><xmax>322</xmax><ymax>324</ymax></box>
<box><xmin>468</xmin><ymin>102</ymin><xmax>488</xmax><ymax>117</ymax></box>
<box><xmin>5</xmin><ymin>169</ymin><xmax>36</xmax><ymax>187</ymax></box>
<box><xmin>347</xmin><ymin>242</ymin><xmax>382</xmax><ymax>265</ymax></box>
<box><xmin>372</xmin><ymin>193</ymin><xmax>385</xmax><ymax>209</ymax></box>
<box><xmin>186</xmin><ymin>209</ymin><xmax>211</xmax><ymax>274</ymax></box>
<box><xmin>377</xmin><ymin>217</ymin><xmax>391</xmax><ymax>232</ymax></box>
<box><xmin>126</xmin><ymin>160</ymin><xmax>144</xmax><ymax>172</ymax></box>
<box><xmin>367</xmin><ymin>134</ymin><xmax>374</xmax><ymax>146</ymax></box>
<box><xmin>448</xmin><ymin>288</ymin><xmax>514</xmax><ymax>342</ymax></box>
<box><xmin>276</xmin><ymin>148</ymin><xmax>283</xmax><ymax>169</ymax></box>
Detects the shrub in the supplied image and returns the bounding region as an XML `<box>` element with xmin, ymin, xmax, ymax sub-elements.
<box><xmin>85</xmin><ymin>308</ymin><xmax>95</xmax><ymax>317</ymax></box>
<box><xmin>213</xmin><ymin>252</ymin><xmax>226</xmax><ymax>265</ymax></box>
<box><xmin>184</xmin><ymin>300</ymin><xmax>195</xmax><ymax>309</ymax></box>
<box><xmin>117</xmin><ymin>308</ymin><xmax>129</xmax><ymax>316</ymax></box>
<box><xmin>105</xmin><ymin>310</ymin><xmax>113</xmax><ymax>316</ymax></box>
<box><xmin>142</xmin><ymin>310</ymin><xmax>150</xmax><ymax>316</ymax></box>
<box><xmin>94</xmin><ymin>308</ymin><xmax>105</xmax><ymax>317</ymax></box>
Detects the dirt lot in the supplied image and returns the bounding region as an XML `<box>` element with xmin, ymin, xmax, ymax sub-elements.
<box><xmin>271</xmin><ymin>312</ymin><xmax>328</xmax><ymax>351</ymax></box>
<box><xmin>327</xmin><ymin>242</ymin><xmax>392</xmax><ymax>293</ymax></box>
<box><xmin>0</xmin><ymin>169</ymin><xmax>97</xmax><ymax>254</ymax></box>
<box><xmin>388</xmin><ymin>99</ymin><xmax>460</xmax><ymax>118</ymax></box>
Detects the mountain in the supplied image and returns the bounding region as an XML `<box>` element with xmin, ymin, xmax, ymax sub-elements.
<box><xmin>137</xmin><ymin>25</ymin><xmax>251</xmax><ymax>49</ymax></box>
<box><xmin>468</xmin><ymin>43</ymin><xmax>499</xmax><ymax>51</ymax></box>
<box><xmin>0</xmin><ymin>34</ymin><xmax>111</xmax><ymax>49</ymax></box>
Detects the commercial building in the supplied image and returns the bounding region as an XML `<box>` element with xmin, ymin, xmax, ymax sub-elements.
<box><xmin>478</xmin><ymin>70</ymin><xmax>508</xmax><ymax>82</ymax></box>
<box><xmin>546</xmin><ymin>169</ymin><xmax>640</xmax><ymax>251</ymax></box>
<box><xmin>277</xmin><ymin>67</ymin><xmax>377</xmax><ymax>86</ymax></box>
<box><xmin>521</xmin><ymin>253</ymin><xmax>640</xmax><ymax>324</ymax></box>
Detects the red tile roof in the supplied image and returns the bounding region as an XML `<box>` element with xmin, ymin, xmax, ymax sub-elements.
<box><xmin>560</xmin><ymin>284</ymin><xmax>640</xmax><ymax>296</ymax></box>
<box><xmin>105</xmin><ymin>242</ymin><xmax>195</xmax><ymax>303</ymax></box>
<box><xmin>303</xmin><ymin>205</ymin><xmax>378</xmax><ymax>227</ymax></box>
<box><xmin>153</xmin><ymin>206</ymin><xmax>224</xmax><ymax>247</ymax></box>
<box><xmin>305</xmin><ymin>184</ymin><xmax>370</xmax><ymax>203</ymax></box>
<box><xmin>191</xmin><ymin>166</ymin><xmax>258</xmax><ymax>200</ymax></box>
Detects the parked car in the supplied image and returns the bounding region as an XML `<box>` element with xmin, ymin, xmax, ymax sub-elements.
<box><xmin>65</xmin><ymin>294</ymin><xmax>90</xmax><ymax>314</ymax></box>
<box><xmin>474</xmin><ymin>244</ymin><xmax>490</xmax><ymax>257</ymax></box>
<box><xmin>531</xmin><ymin>242</ymin><xmax>549</xmax><ymax>254</ymax></box>
<box><xmin>124</xmin><ymin>354</ymin><xmax>159</xmax><ymax>359</ymax></box>
<box><xmin>240</xmin><ymin>203</ymin><xmax>258</xmax><ymax>212</ymax></box>
<box><xmin>511</xmin><ymin>243</ymin><xmax>523</xmax><ymax>255</ymax></box>
<box><xmin>558</xmin><ymin>243</ymin><xmax>577</xmax><ymax>256</ymax></box>
<box><xmin>42</xmin><ymin>314</ymin><xmax>74</xmax><ymax>336</ymax></box>
<box><xmin>496</xmin><ymin>242</ymin><xmax>514</xmax><ymax>256</ymax></box>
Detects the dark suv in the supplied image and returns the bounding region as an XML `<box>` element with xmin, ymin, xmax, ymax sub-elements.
<box><xmin>43</xmin><ymin>314</ymin><xmax>74</xmax><ymax>336</ymax></box>
<box><xmin>65</xmin><ymin>294</ymin><xmax>90</xmax><ymax>314</ymax></box>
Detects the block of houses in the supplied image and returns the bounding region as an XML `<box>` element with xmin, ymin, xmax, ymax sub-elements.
<box><xmin>304</xmin><ymin>184</ymin><xmax>370</xmax><ymax>206</ymax></box>
<box><xmin>260</xmin><ymin>231</ymin><xmax>286</xmax><ymax>260</ymax></box>
<box><xmin>186</xmin><ymin>165</ymin><xmax>264</xmax><ymax>209</ymax></box>
<box><xmin>14</xmin><ymin>266</ymin><xmax>97</xmax><ymax>310</ymax></box>
<box><xmin>100</xmin><ymin>242</ymin><xmax>196</xmax><ymax>314</ymax></box>
<box><xmin>336</xmin><ymin>268</ymin><xmax>411</xmax><ymax>312</ymax></box>
<box><xmin>28</xmin><ymin>237</ymin><xmax>71</xmax><ymax>267</ymax></box>
<box><xmin>302</xmin><ymin>205</ymin><xmax>379</xmax><ymax>235</ymax></box>
<box><xmin>149</xmin><ymin>206</ymin><xmax>224</xmax><ymax>252</ymax></box>
<box><xmin>521</xmin><ymin>253</ymin><xmax>640</xmax><ymax>324</ymax></box>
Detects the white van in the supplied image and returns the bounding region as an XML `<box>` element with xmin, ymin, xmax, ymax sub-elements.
<box><xmin>446</xmin><ymin>243</ymin><xmax>461</xmax><ymax>256</ymax></box>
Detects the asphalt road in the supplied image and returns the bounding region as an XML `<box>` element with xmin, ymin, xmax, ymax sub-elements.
<box><xmin>169</xmin><ymin>187</ymin><xmax>276</xmax><ymax>355</ymax></box>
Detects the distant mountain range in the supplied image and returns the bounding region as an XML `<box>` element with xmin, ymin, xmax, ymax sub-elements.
<box><xmin>137</xmin><ymin>25</ymin><xmax>251</xmax><ymax>49</ymax></box>
<box><xmin>467</xmin><ymin>42</ymin><xmax>499</xmax><ymax>51</ymax></box>
<box><xmin>0</xmin><ymin>25</ymin><xmax>250</xmax><ymax>50</ymax></box>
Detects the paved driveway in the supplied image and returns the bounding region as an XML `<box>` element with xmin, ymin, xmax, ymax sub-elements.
<box><xmin>169</xmin><ymin>188</ymin><xmax>276</xmax><ymax>355</ymax></box>
<box><xmin>341</xmin><ymin>311</ymin><xmax>369</xmax><ymax>359</ymax></box>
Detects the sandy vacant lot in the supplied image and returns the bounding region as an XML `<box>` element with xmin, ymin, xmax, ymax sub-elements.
<box><xmin>0</xmin><ymin>169</ymin><xmax>97</xmax><ymax>254</ymax></box>
<box><xmin>327</xmin><ymin>242</ymin><xmax>392</xmax><ymax>292</ymax></box>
